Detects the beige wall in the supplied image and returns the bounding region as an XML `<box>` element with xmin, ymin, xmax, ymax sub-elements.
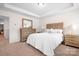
<box><xmin>0</xmin><ymin>9</ymin><xmax>40</xmax><ymax>43</ymax></box>
<box><xmin>40</xmin><ymin>8</ymin><xmax>79</xmax><ymax>35</ymax></box>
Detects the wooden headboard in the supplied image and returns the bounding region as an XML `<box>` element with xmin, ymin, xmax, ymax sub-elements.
<box><xmin>46</xmin><ymin>22</ymin><xmax>63</xmax><ymax>29</ymax></box>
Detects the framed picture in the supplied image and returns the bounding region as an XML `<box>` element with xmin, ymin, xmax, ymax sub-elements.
<box><xmin>22</xmin><ymin>19</ymin><xmax>32</xmax><ymax>28</ymax></box>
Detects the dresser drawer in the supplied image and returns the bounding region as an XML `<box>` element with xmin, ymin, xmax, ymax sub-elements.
<box><xmin>65</xmin><ymin>37</ymin><xmax>79</xmax><ymax>42</ymax></box>
<box><xmin>65</xmin><ymin>35</ymin><xmax>79</xmax><ymax>38</ymax></box>
<box><xmin>64</xmin><ymin>35</ymin><xmax>79</xmax><ymax>47</ymax></box>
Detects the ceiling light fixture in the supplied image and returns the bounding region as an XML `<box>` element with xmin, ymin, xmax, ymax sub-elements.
<box><xmin>37</xmin><ymin>3</ymin><xmax>46</xmax><ymax>8</ymax></box>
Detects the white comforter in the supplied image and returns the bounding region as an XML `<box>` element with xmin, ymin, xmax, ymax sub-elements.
<box><xmin>27</xmin><ymin>32</ymin><xmax>63</xmax><ymax>56</ymax></box>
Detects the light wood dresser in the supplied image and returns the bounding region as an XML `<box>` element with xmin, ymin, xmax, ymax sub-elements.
<box><xmin>20</xmin><ymin>28</ymin><xmax>36</xmax><ymax>42</ymax></box>
<box><xmin>64</xmin><ymin>35</ymin><xmax>79</xmax><ymax>48</ymax></box>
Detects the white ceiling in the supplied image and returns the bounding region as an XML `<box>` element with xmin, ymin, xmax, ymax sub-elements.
<box><xmin>0</xmin><ymin>3</ymin><xmax>79</xmax><ymax>18</ymax></box>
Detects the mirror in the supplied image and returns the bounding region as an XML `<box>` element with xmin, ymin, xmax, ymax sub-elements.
<box><xmin>22</xmin><ymin>19</ymin><xmax>32</xmax><ymax>28</ymax></box>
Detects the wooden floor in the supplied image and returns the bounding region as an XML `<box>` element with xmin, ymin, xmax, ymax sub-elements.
<box><xmin>0</xmin><ymin>35</ymin><xmax>45</xmax><ymax>56</ymax></box>
<box><xmin>55</xmin><ymin>45</ymin><xmax>79</xmax><ymax>56</ymax></box>
<box><xmin>0</xmin><ymin>34</ymin><xmax>79</xmax><ymax>56</ymax></box>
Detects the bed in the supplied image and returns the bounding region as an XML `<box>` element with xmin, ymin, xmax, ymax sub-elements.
<box><xmin>26</xmin><ymin>23</ymin><xmax>64</xmax><ymax>56</ymax></box>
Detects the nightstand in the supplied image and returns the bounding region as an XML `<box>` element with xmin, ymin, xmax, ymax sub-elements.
<box><xmin>64</xmin><ymin>35</ymin><xmax>79</xmax><ymax>48</ymax></box>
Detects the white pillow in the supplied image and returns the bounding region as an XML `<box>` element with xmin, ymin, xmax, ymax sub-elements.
<box><xmin>45</xmin><ymin>29</ymin><xmax>63</xmax><ymax>34</ymax></box>
<box><xmin>52</xmin><ymin>29</ymin><xmax>63</xmax><ymax>34</ymax></box>
<box><xmin>45</xmin><ymin>29</ymin><xmax>54</xmax><ymax>33</ymax></box>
